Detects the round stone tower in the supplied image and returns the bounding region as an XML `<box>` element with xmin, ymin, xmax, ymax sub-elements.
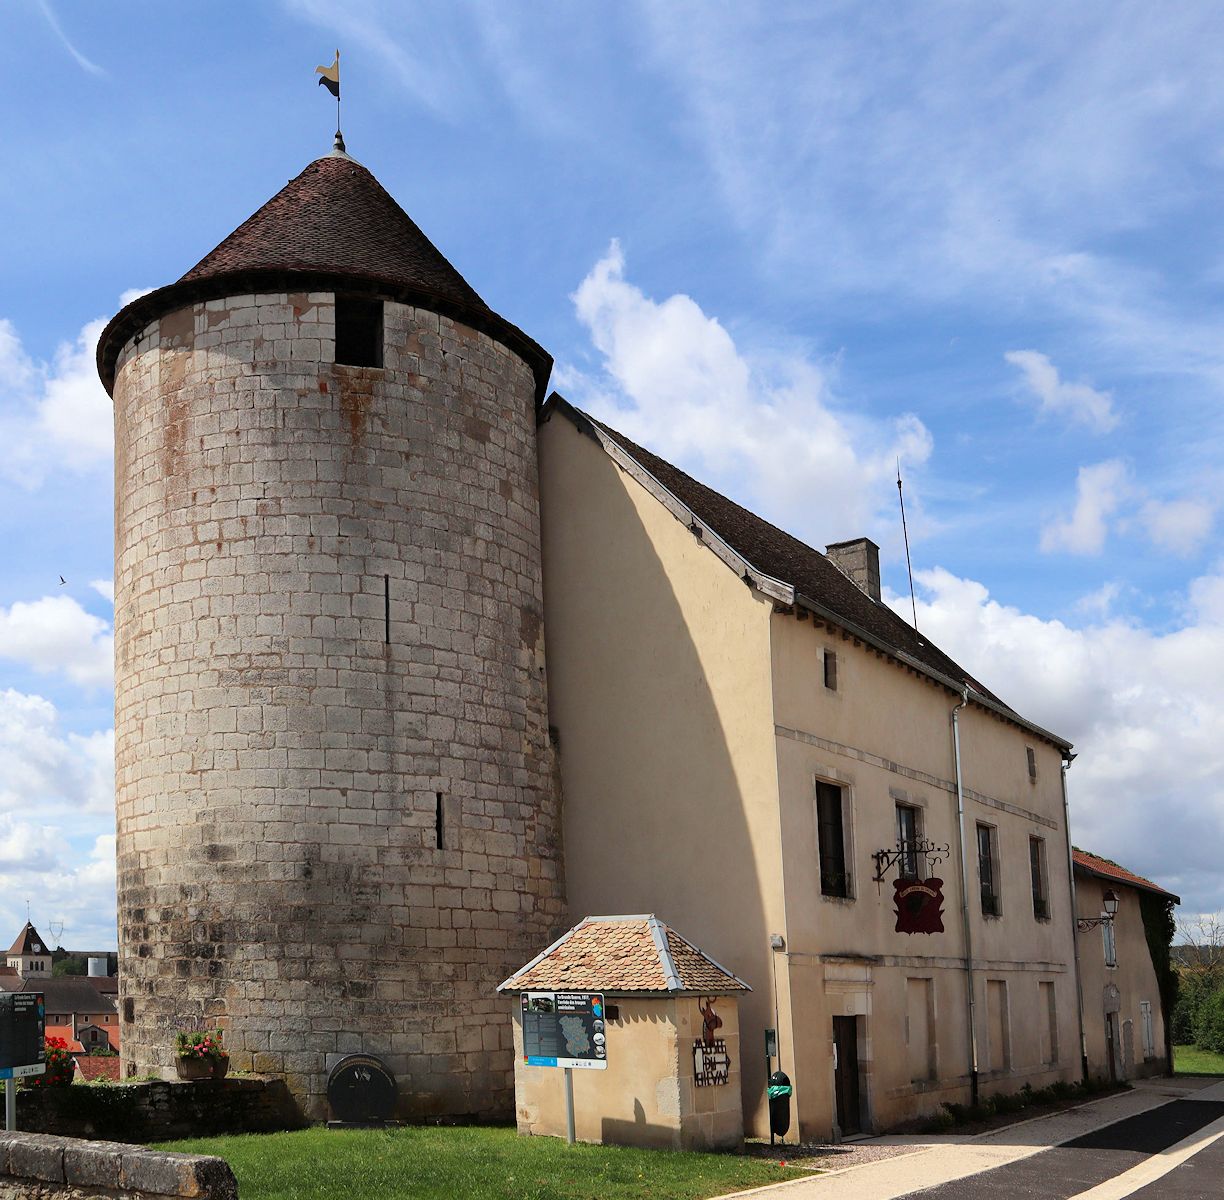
<box><xmin>96</xmin><ymin>143</ymin><xmax>566</xmax><ymax>1119</ymax></box>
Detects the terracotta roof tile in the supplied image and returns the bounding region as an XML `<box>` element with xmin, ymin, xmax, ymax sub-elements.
<box><xmin>8</xmin><ymin>922</ymin><xmax>49</xmax><ymax>956</ymax></box>
<box><xmin>178</xmin><ymin>155</ymin><xmax>488</xmax><ymax>313</ymax></box>
<box><xmin>1073</xmin><ymin>849</ymin><xmax>1180</xmax><ymax>903</ymax></box>
<box><xmin>96</xmin><ymin>152</ymin><xmax>552</xmax><ymax>401</ymax></box>
<box><xmin>499</xmin><ymin>917</ymin><xmax>750</xmax><ymax>994</ymax></box>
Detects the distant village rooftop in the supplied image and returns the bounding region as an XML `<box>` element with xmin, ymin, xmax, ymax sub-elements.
<box><xmin>499</xmin><ymin>916</ymin><xmax>751</xmax><ymax>995</ymax></box>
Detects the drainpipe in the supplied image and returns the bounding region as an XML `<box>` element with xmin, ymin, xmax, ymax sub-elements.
<box><xmin>951</xmin><ymin>686</ymin><xmax>980</xmax><ymax>1106</ymax></box>
<box><xmin>1061</xmin><ymin>754</ymin><xmax>1089</xmax><ymax>1082</ymax></box>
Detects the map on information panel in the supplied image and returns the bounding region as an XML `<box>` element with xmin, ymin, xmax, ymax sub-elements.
<box><xmin>521</xmin><ymin>992</ymin><xmax>607</xmax><ymax>1070</ymax></box>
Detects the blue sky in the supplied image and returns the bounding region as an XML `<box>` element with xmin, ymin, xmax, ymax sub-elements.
<box><xmin>2</xmin><ymin>1</ymin><xmax>1223</xmax><ymax>946</ymax></box>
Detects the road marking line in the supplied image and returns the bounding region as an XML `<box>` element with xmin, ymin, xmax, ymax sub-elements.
<box><xmin>1065</xmin><ymin>1112</ymin><xmax>1224</xmax><ymax>1200</ymax></box>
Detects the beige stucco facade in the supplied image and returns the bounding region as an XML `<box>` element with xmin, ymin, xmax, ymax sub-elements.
<box><xmin>539</xmin><ymin>407</ymin><xmax>1082</xmax><ymax>1140</ymax></box>
<box><xmin>1075</xmin><ymin>875</ymin><xmax>1170</xmax><ymax>1081</ymax></box>
<box><xmin>511</xmin><ymin>995</ymin><xmax>744</xmax><ymax>1150</ymax></box>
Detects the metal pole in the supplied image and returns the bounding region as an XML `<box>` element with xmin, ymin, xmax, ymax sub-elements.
<box><xmin>564</xmin><ymin>1067</ymin><xmax>575</xmax><ymax>1144</ymax></box>
<box><xmin>5</xmin><ymin>1079</ymin><xmax>15</xmax><ymax>1132</ymax></box>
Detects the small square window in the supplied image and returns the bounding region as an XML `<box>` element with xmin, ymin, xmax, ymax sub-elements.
<box><xmin>335</xmin><ymin>296</ymin><xmax>384</xmax><ymax>367</ymax></box>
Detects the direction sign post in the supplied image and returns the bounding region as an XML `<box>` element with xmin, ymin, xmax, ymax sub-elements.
<box><xmin>0</xmin><ymin>993</ymin><xmax>46</xmax><ymax>1131</ymax></box>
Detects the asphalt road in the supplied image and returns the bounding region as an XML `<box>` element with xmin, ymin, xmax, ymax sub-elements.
<box><xmin>899</xmin><ymin>1097</ymin><xmax>1224</xmax><ymax>1200</ymax></box>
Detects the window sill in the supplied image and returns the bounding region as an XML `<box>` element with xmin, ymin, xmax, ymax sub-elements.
<box><xmin>820</xmin><ymin>893</ymin><xmax>856</xmax><ymax>906</ymax></box>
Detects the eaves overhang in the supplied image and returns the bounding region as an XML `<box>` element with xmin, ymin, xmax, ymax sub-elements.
<box><xmin>543</xmin><ymin>393</ymin><xmax>1074</xmax><ymax>755</ymax></box>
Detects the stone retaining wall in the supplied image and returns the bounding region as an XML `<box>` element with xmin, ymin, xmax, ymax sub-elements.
<box><xmin>14</xmin><ymin>1077</ymin><xmax>305</xmax><ymax>1143</ymax></box>
<box><xmin>0</xmin><ymin>1131</ymin><xmax>236</xmax><ymax>1199</ymax></box>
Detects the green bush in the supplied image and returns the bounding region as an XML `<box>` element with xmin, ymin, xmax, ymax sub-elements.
<box><xmin>1172</xmin><ymin>978</ymin><xmax>1213</xmax><ymax>1044</ymax></box>
<box><xmin>1194</xmin><ymin>988</ymin><xmax>1224</xmax><ymax>1054</ymax></box>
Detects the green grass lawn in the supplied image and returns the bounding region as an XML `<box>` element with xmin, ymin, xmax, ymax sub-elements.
<box><xmin>1174</xmin><ymin>1044</ymin><xmax>1224</xmax><ymax>1076</ymax></box>
<box><xmin>159</xmin><ymin>1125</ymin><xmax>802</xmax><ymax>1200</ymax></box>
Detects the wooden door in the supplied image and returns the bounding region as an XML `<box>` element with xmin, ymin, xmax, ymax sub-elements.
<box><xmin>833</xmin><ymin>1016</ymin><xmax>861</xmax><ymax>1135</ymax></box>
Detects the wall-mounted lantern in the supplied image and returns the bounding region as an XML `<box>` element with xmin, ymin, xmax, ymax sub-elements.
<box><xmin>1076</xmin><ymin>889</ymin><xmax>1119</xmax><ymax>932</ymax></box>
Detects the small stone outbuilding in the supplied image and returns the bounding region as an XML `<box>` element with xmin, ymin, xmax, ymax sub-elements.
<box><xmin>500</xmin><ymin>915</ymin><xmax>750</xmax><ymax>1151</ymax></box>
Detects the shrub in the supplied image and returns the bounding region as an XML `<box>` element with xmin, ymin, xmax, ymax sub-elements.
<box><xmin>1194</xmin><ymin>989</ymin><xmax>1224</xmax><ymax>1054</ymax></box>
<box><xmin>175</xmin><ymin>1028</ymin><xmax>229</xmax><ymax>1063</ymax></box>
<box><xmin>921</xmin><ymin>1108</ymin><xmax>956</xmax><ymax>1133</ymax></box>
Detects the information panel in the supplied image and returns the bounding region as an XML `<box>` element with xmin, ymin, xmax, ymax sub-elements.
<box><xmin>521</xmin><ymin>992</ymin><xmax>607</xmax><ymax>1069</ymax></box>
<box><xmin>0</xmin><ymin>993</ymin><xmax>46</xmax><ymax>1081</ymax></box>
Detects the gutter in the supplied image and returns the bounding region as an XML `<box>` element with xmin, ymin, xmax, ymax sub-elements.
<box><xmin>1061</xmin><ymin>755</ymin><xmax>1090</xmax><ymax>1083</ymax></box>
<box><xmin>951</xmin><ymin>686</ymin><xmax>980</xmax><ymax>1105</ymax></box>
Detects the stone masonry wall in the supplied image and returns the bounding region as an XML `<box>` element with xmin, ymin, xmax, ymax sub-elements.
<box><xmin>0</xmin><ymin>1132</ymin><xmax>236</xmax><ymax>1200</ymax></box>
<box><xmin>112</xmin><ymin>292</ymin><xmax>566</xmax><ymax>1119</ymax></box>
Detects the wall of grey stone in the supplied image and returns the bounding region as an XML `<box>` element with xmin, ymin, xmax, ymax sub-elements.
<box><xmin>15</xmin><ymin>1077</ymin><xmax>305</xmax><ymax>1143</ymax></box>
<box><xmin>0</xmin><ymin>1132</ymin><xmax>236</xmax><ymax>1199</ymax></box>
<box><xmin>112</xmin><ymin>292</ymin><xmax>566</xmax><ymax>1119</ymax></box>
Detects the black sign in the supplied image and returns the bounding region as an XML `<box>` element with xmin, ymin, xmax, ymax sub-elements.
<box><xmin>0</xmin><ymin>993</ymin><xmax>45</xmax><ymax>1080</ymax></box>
<box><xmin>693</xmin><ymin>1039</ymin><xmax>731</xmax><ymax>1086</ymax></box>
<box><xmin>521</xmin><ymin>992</ymin><xmax>607</xmax><ymax>1069</ymax></box>
<box><xmin>327</xmin><ymin>1054</ymin><xmax>397</xmax><ymax>1124</ymax></box>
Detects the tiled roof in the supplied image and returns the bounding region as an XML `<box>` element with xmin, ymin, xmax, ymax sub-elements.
<box><xmin>178</xmin><ymin>155</ymin><xmax>488</xmax><ymax>312</ymax></box>
<box><xmin>19</xmin><ymin>978</ymin><xmax>118</xmax><ymax>1015</ymax></box>
<box><xmin>97</xmin><ymin>152</ymin><xmax>552</xmax><ymax>401</ymax></box>
<box><xmin>498</xmin><ymin>916</ymin><xmax>750</xmax><ymax>995</ymax></box>
<box><xmin>544</xmin><ymin>395</ymin><xmax>1073</xmax><ymax>750</ymax></box>
<box><xmin>1073</xmin><ymin>849</ymin><xmax>1180</xmax><ymax>903</ymax></box>
<box><xmin>8</xmin><ymin>922</ymin><xmax>49</xmax><ymax>956</ymax></box>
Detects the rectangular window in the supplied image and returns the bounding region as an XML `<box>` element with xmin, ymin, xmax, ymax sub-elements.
<box><xmin>335</xmin><ymin>295</ymin><xmax>384</xmax><ymax>367</ymax></box>
<box><xmin>435</xmin><ymin>792</ymin><xmax>445</xmax><ymax>851</ymax></box>
<box><xmin>897</xmin><ymin>804</ymin><xmax>922</xmax><ymax>879</ymax></box>
<box><xmin>1103</xmin><ymin>917</ymin><xmax>1117</xmax><ymax>967</ymax></box>
<box><xmin>1040</xmin><ymin>981</ymin><xmax>1058</xmax><ymax>1064</ymax></box>
<box><xmin>824</xmin><ymin>649</ymin><xmax>838</xmax><ymax>691</ymax></box>
<box><xmin>1030</xmin><ymin>837</ymin><xmax>1049</xmax><ymax>919</ymax></box>
<box><xmin>978</xmin><ymin>823</ymin><xmax>1000</xmax><ymax>915</ymax></box>
<box><xmin>1026</xmin><ymin>746</ymin><xmax>1037</xmax><ymax>782</ymax></box>
<box><xmin>816</xmin><ymin>781</ymin><xmax>850</xmax><ymax>898</ymax></box>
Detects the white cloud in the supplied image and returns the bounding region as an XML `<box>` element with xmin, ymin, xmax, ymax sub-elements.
<box><xmin>893</xmin><ymin>566</ymin><xmax>1224</xmax><ymax>914</ymax></box>
<box><xmin>0</xmin><ymin>594</ymin><xmax>113</xmax><ymax>688</ymax></box>
<box><xmin>0</xmin><ymin>312</ymin><xmax>115</xmax><ymax>488</ymax></box>
<box><xmin>565</xmin><ymin>240</ymin><xmax>933</xmax><ymax>550</ymax></box>
<box><xmin>0</xmin><ymin>814</ymin><xmax>61</xmax><ymax>872</ymax></box>
<box><xmin>0</xmin><ymin>832</ymin><xmax>117</xmax><ymax>951</ymax></box>
<box><xmin>1040</xmin><ymin>459</ymin><xmax>1129</xmax><ymax>555</ymax></box>
<box><xmin>1139</xmin><ymin>498</ymin><xmax>1214</xmax><ymax>556</ymax></box>
<box><xmin>0</xmin><ymin>689</ymin><xmax>114</xmax><ymax>817</ymax></box>
<box><xmin>1004</xmin><ymin>350</ymin><xmax>1119</xmax><ymax>433</ymax></box>
<box><xmin>90</xmin><ymin>579</ymin><xmax>115</xmax><ymax>606</ymax></box>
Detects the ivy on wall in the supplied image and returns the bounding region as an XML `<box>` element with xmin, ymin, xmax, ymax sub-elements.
<box><xmin>1139</xmin><ymin>890</ymin><xmax>1179</xmax><ymax>1060</ymax></box>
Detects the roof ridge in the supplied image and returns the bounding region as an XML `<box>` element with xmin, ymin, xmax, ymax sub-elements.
<box><xmin>647</xmin><ymin>917</ymin><xmax>683</xmax><ymax>991</ymax></box>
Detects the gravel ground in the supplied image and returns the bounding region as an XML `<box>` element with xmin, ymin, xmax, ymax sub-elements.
<box><xmin>743</xmin><ymin>1140</ymin><xmax>930</xmax><ymax>1173</ymax></box>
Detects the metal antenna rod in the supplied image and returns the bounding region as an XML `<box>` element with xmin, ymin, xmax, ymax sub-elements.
<box><xmin>897</xmin><ymin>459</ymin><xmax>919</xmax><ymax>631</ymax></box>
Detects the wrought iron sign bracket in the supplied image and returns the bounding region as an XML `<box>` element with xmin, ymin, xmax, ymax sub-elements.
<box><xmin>872</xmin><ymin>839</ymin><xmax>952</xmax><ymax>889</ymax></box>
<box><xmin>1076</xmin><ymin>915</ymin><xmax>1115</xmax><ymax>932</ymax></box>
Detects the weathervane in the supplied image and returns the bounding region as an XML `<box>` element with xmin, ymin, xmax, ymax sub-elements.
<box><xmin>316</xmin><ymin>49</ymin><xmax>343</xmax><ymax>151</ymax></box>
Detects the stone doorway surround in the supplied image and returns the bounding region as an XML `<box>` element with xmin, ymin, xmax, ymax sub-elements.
<box><xmin>823</xmin><ymin>956</ymin><xmax>874</xmax><ymax>1138</ymax></box>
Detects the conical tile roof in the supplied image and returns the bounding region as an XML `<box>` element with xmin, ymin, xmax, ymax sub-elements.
<box><xmin>178</xmin><ymin>155</ymin><xmax>489</xmax><ymax>312</ymax></box>
<box><xmin>97</xmin><ymin>150</ymin><xmax>550</xmax><ymax>399</ymax></box>
<box><xmin>8</xmin><ymin>922</ymin><xmax>49</xmax><ymax>956</ymax></box>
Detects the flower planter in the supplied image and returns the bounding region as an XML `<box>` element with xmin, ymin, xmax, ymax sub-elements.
<box><xmin>175</xmin><ymin>1056</ymin><xmax>229</xmax><ymax>1080</ymax></box>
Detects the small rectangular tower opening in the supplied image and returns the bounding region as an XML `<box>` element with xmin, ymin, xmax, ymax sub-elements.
<box><xmin>335</xmin><ymin>295</ymin><xmax>384</xmax><ymax>367</ymax></box>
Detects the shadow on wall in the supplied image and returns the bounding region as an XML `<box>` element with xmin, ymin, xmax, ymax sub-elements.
<box><xmin>601</xmin><ymin>1098</ymin><xmax>679</xmax><ymax>1151</ymax></box>
<box><xmin>540</xmin><ymin>411</ymin><xmax>776</xmax><ymax>1133</ymax></box>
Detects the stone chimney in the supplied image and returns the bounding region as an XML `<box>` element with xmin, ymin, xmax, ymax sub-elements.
<box><xmin>826</xmin><ymin>538</ymin><xmax>881</xmax><ymax>602</ymax></box>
